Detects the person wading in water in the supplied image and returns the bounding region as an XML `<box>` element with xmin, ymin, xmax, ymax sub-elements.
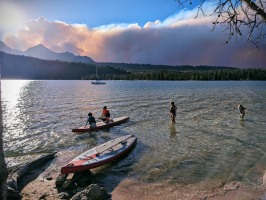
<box><xmin>170</xmin><ymin>101</ymin><xmax>177</xmax><ymax>124</ymax></box>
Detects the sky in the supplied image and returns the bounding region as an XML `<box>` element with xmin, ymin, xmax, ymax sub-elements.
<box><xmin>0</xmin><ymin>0</ymin><xmax>265</xmax><ymax>68</ymax></box>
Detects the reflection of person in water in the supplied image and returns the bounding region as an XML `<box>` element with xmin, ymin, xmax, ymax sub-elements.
<box><xmin>169</xmin><ymin>123</ymin><xmax>177</xmax><ymax>136</ymax></box>
<box><xmin>238</xmin><ymin>104</ymin><xmax>246</xmax><ymax>119</ymax></box>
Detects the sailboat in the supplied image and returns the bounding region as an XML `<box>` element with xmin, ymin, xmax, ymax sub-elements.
<box><xmin>91</xmin><ymin>65</ymin><xmax>106</xmax><ymax>85</ymax></box>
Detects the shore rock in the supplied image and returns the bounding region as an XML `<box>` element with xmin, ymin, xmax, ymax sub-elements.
<box><xmin>72</xmin><ymin>170</ymin><xmax>93</xmax><ymax>187</ymax></box>
<box><xmin>6</xmin><ymin>186</ymin><xmax>22</xmax><ymax>200</ymax></box>
<box><xmin>70</xmin><ymin>184</ymin><xmax>110</xmax><ymax>200</ymax></box>
<box><xmin>56</xmin><ymin>173</ymin><xmax>68</xmax><ymax>187</ymax></box>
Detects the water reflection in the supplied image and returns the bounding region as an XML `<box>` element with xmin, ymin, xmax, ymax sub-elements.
<box><xmin>1</xmin><ymin>80</ymin><xmax>31</xmax><ymax>109</ymax></box>
<box><xmin>239</xmin><ymin>119</ymin><xmax>246</xmax><ymax>127</ymax></box>
<box><xmin>2</xmin><ymin>80</ymin><xmax>32</xmax><ymax>147</ymax></box>
<box><xmin>169</xmin><ymin>124</ymin><xmax>177</xmax><ymax>136</ymax></box>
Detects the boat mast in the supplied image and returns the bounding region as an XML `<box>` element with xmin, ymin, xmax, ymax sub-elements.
<box><xmin>95</xmin><ymin>65</ymin><xmax>97</xmax><ymax>81</ymax></box>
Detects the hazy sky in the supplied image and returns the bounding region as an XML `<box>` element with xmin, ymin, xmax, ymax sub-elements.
<box><xmin>0</xmin><ymin>0</ymin><xmax>265</xmax><ymax>68</ymax></box>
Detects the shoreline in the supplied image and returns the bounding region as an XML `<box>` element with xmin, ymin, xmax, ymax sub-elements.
<box><xmin>7</xmin><ymin>151</ymin><xmax>265</xmax><ymax>200</ymax></box>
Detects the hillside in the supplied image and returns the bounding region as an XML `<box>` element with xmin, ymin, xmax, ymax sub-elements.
<box><xmin>0</xmin><ymin>51</ymin><xmax>265</xmax><ymax>80</ymax></box>
<box><xmin>0</xmin><ymin>51</ymin><xmax>127</xmax><ymax>80</ymax></box>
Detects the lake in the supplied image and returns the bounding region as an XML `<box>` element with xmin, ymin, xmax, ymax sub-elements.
<box><xmin>2</xmin><ymin>80</ymin><xmax>266</xmax><ymax>191</ymax></box>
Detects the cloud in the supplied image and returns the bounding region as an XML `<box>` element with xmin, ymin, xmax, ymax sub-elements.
<box><xmin>0</xmin><ymin>2</ymin><xmax>26</xmax><ymax>36</ymax></box>
<box><xmin>3</xmin><ymin>9</ymin><xmax>266</xmax><ymax>68</ymax></box>
<box><xmin>143</xmin><ymin>2</ymin><xmax>215</xmax><ymax>29</ymax></box>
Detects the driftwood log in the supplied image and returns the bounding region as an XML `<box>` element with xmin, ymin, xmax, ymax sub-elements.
<box><xmin>6</xmin><ymin>152</ymin><xmax>56</xmax><ymax>200</ymax></box>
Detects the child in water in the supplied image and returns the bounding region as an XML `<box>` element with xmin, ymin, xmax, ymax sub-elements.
<box><xmin>170</xmin><ymin>101</ymin><xmax>177</xmax><ymax>124</ymax></box>
<box><xmin>85</xmin><ymin>112</ymin><xmax>96</xmax><ymax>127</ymax></box>
<box><xmin>100</xmin><ymin>106</ymin><xmax>111</xmax><ymax>123</ymax></box>
<box><xmin>238</xmin><ymin>104</ymin><xmax>246</xmax><ymax>119</ymax></box>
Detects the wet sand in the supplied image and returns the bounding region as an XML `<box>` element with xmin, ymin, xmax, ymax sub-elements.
<box><xmin>18</xmin><ymin>152</ymin><xmax>266</xmax><ymax>200</ymax></box>
<box><xmin>111</xmin><ymin>179</ymin><xmax>266</xmax><ymax>200</ymax></box>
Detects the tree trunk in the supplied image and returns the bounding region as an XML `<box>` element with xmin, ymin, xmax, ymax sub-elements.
<box><xmin>0</xmin><ymin>71</ymin><xmax>8</xmax><ymax>199</ymax></box>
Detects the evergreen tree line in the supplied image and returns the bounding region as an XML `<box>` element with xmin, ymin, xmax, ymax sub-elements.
<box><xmin>0</xmin><ymin>51</ymin><xmax>265</xmax><ymax>80</ymax></box>
<box><xmin>97</xmin><ymin>62</ymin><xmax>236</xmax><ymax>71</ymax></box>
<box><xmin>0</xmin><ymin>51</ymin><xmax>127</xmax><ymax>79</ymax></box>
<box><xmin>83</xmin><ymin>69</ymin><xmax>266</xmax><ymax>80</ymax></box>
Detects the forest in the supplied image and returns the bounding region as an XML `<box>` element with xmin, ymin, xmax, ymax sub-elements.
<box><xmin>97</xmin><ymin>62</ymin><xmax>236</xmax><ymax>71</ymax></box>
<box><xmin>0</xmin><ymin>51</ymin><xmax>127</xmax><ymax>79</ymax></box>
<box><xmin>0</xmin><ymin>51</ymin><xmax>265</xmax><ymax>80</ymax></box>
<box><xmin>99</xmin><ymin>69</ymin><xmax>266</xmax><ymax>80</ymax></box>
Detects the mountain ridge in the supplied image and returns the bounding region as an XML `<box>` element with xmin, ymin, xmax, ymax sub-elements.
<box><xmin>0</xmin><ymin>41</ymin><xmax>95</xmax><ymax>64</ymax></box>
<box><xmin>0</xmin><ymin>41</ymin><xmax>23</xmax><ymax>55</ymax></box>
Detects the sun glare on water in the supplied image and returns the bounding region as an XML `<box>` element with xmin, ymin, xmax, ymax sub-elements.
<box><xmin>1</xmin><ymin>80</ymin><xmax>32</xmax><ymax>145</ymax></box>
<box><xmin>1</xmin><ymin>80</ymin><xmax>31</xmax><ymax>109</ymax></box>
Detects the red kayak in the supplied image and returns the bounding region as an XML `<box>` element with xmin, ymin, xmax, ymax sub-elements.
<box><xmin>72</xmin><ymin>116</ymin><xmax>129</xmax><ymax>133</ymax></box>
<box><xmin>61</xmin><ymin>134</ymin><xmax>137</xmax><ymax>174</ymax></box>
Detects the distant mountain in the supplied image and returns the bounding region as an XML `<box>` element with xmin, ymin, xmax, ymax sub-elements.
<box><xmin>0</xmin><ymin>41</ymin><xmax>95</xmax><ymax>64</ymax></box>
<box><xmin>24</xmin><ymin>44</ymin><xmax>56</xmax><ymax>59</ymax></box>
<box><xmin>24</xmin><ymin>44</ymin><xmax>95</xmax><ymax>64</ymax></box>
<box><xmin>0</xmin><ymin>41</ymin><xmax>23</xmax><ymax>55</ymax></box>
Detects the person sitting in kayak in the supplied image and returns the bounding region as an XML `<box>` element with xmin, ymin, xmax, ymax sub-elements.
<box><xmin>85</xmin><ymin>112</ymin><xmax>96</xmax><ymax>127</ymax></box>
<box><xmin>100</xmin><ymin>106</ymin><xmax>111</xmax><ymax>123</ymax></box>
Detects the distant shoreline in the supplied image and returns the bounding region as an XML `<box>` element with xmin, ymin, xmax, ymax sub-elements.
<box><xmin>1</xmin><ymin>51</ymin><xmax>265</xmax><ymax>80</ymax></box>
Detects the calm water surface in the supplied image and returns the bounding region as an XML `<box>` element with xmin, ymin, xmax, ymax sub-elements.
<box><xmin>2</xmin><ymin>80</ymin><xmax>266</xmax><ymax>190</ymax></box>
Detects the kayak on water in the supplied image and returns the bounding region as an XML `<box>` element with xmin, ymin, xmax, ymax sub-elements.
<box><xmin>72</xmin><ymin>116</ymin><xmax>129</xmax><ymax>133</ymax></box>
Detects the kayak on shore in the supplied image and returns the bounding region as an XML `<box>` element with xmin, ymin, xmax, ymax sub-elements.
<box><xmin>61</xmin><ymin>134</ymin><xmax>137</xmax><ymax>174</ymax></box>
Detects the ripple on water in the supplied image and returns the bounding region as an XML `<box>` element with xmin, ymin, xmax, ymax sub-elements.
<box><xmin>2</xmin><ymin>80</ymin><xmax>266</xmax><ymax>189</ymax></box>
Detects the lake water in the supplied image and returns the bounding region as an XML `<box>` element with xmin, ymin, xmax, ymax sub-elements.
<box><xmin>2</xmin><ymin>80</ymin><xmax>266</xmax><ymax>191</ymax></box>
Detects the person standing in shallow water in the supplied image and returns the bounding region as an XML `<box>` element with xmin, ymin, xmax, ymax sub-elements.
<box><xmin>84</xmin><ymin>112</ymin><xmax>96</xmax><ymax>128</ymax></box>
<box><xmin>238</xmin><ymin>104</ymin><xmax>246</xmax><ymax>119</ymax></box>
<box><xmin>170</xmin><ymin>101</ymin><xmax>177</xmax><ymax>124</ymax></box>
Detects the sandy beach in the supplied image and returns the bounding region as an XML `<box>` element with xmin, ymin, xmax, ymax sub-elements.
<box><xmin>17</xmin><ymin>151</ymin><xmax>266</xmax><ymax>200</ymax></box>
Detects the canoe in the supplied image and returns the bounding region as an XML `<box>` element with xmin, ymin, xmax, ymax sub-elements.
<box><xmin>72</xmin><ymin>116</ymin><xmax>129</xmax><ymax>133</ymax></box>
<box><xmin>61</xmin><ymin>134</ymin><xmax>137</xmax><ymax>174</ymax></box>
